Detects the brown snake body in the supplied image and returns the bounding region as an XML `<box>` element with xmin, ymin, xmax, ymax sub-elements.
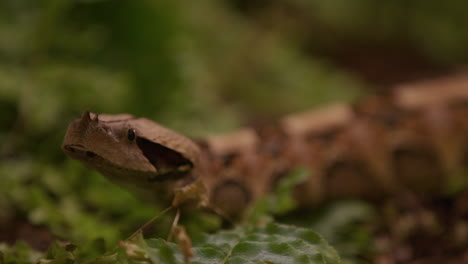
<box><xmin>62</xmin><ymin>73</ymin><xmax>468</xmax><ymax>218</ymax></box>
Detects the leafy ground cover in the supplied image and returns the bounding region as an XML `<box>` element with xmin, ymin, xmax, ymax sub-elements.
<box><xmin>1</xmin><ymin>1</ymin><xmax>468</xmax><ymax>263</ymax></box>
<box><xmin>4</xmin><ymin>223</ymin><xmax>340</xmax><ymax>264</ymax></box>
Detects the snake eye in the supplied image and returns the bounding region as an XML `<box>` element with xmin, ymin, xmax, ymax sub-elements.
<box><xmin>127</xmin><ymin>129</ymin><xmax>136</xmax><ymax>141</ymax></box>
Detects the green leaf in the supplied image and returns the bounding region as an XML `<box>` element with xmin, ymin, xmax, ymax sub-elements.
<box><xmin>39</xmin><ymin>240</ymin><xmax>76</xmax><ymax>264</ymax></box>
<box><xmin>115</xmin><ymin>223</ymin><xmax>341</xmax><ymax>264</ymax></box>
<box><xmin>249</xmin><ymin>168</ymin><xmax>310</xmax><ymax>224</ymax></box>
<box><xmin>269</xmin><ymin>167</ymin><xmax>310</xmax><ymax>214</ymax></box>
<box><xmin>310</xmin><ymin>201</ymin><xmax>375</xmax><ymax>264</ymax></box>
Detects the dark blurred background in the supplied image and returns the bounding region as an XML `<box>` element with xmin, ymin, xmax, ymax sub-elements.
<box><xmin>1</xmin><ymin>0</ymin><xmax>467</xmax><ymax>261</ymax></box>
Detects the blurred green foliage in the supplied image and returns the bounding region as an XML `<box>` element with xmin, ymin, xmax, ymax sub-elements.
<box><xmin>33</xmin><ymin>223</ymin><xmax>339</xmax><ymax>264</ymax></box>
<box><xmin>1</xmin><ymin>0</ymin><xmax>467</xmax><ymax>263</ymax></box>
<box><xmin>249</xmin><ymin>167</ymin><xmax>310</xmax><ymax>225</ymax></box>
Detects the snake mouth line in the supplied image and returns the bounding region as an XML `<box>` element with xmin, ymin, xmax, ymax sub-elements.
<box><xmin>63</xmin><ymin>144</ymin><xmax>85</xmax><ymax>151</ymax></box>
<box><xmin>63</xmin><ymin>144</ymin><xmax>98</xmax><ymax>159</ymax></box>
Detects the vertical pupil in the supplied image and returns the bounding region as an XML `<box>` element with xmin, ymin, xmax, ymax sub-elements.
<box><xmin>128</xmin><ymin>129</ymin><xmax>135</xmax><ymax>141</ymax></box>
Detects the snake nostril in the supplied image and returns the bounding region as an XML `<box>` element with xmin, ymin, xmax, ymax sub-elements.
<box><xmin>86</xmin><ymin>151</ymin><xmax>96</xmax><ymax>158</ymax></box>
